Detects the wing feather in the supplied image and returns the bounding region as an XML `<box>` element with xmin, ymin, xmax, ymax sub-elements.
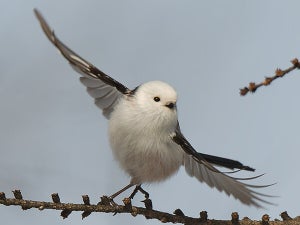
<box><xmin>34</xmin><ymin>9</ymin><xmax>130</xmax><ymax>119</ymax></box>
<box><xmin>172</xmin><ymin>123</ymin><xmax>274</xmax><ymax>207</ymax></box>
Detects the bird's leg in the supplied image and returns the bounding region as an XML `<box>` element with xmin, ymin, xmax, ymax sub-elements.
<box><xmin>128</xmin><ymin>185</ymin><xmax>139</xmax><ymax>199</ymax></box>
<box><xmin>137</xmin><ymin>185</ymin><xmax>150</xmax><ymax>199</ymax></box>
<box><xmin>109</xmin><ymin>183</ymin><xmax>134</xmax><ymax>200</ymax></box>
<box><xmin>129</xmin><ymin>185</ymin><xmax>149</xmax><ymax>199</ymax></box>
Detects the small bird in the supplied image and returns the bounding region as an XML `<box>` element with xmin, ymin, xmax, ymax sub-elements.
<box><xmin>34</xmin><ymin>9</ymin><xmax>272</xmax><ymax>207</ymax></box>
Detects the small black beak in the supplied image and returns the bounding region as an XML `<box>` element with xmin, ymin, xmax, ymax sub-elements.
<box><xmin>165</xmin><ymin>102</ymin><xmax>176</xmax><ymax>109</ymax></box>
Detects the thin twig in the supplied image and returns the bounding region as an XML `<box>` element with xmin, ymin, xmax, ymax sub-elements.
<box><xmin>0</xmin><ymin>191</ymin><xmax>208</xmax><ymax>224</ymax></box>
<box><xmin>240</xmin><ymin>58</ymin><xmax>300</xmax><ymax>96</ymax></box>
<box><xmin>0</xmin><ymin>191</ymin><xmax>300</xmax><ymax>225</ymax></box>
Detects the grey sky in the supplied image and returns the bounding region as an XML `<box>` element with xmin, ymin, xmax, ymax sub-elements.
<box><xmin>1</xmin><ymin>1</ymin><xmax>300</xmax><ymax>224</ymax></box>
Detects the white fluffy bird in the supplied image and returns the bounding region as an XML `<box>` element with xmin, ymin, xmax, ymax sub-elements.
<box><xmin>34</xmin><ymin>9</ymin><xmax>272</xmax><ymax>207</ymax></box>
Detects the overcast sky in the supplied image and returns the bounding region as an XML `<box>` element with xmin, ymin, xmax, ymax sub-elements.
<box><xmin>1</xmin><ymin>1</ymin><xmax>300</xmax><ymax>224</ymax></box>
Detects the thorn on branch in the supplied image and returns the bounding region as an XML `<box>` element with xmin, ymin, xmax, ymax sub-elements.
<box><xmin>231</xmin><ymin>212</ymin><xmax>239</xmax><ymax>225</ymax></box>
<box><xmin>280</xmin><ymin>211</ymin><xmax>292</xmax><ymax>221</ymax></box>
<box><xmin>61</xmin><ymin>209</ymin><xmax>72</xmax><ymax>219</ymax></box>
<box><xmin>123</xmin><ymin>197</ymin><xmax>132</xmax><ymax>211</ymax></box>
<box><xmin>239</xmin><ymin>87</ymin><xmax>249</xmax><ymax>96</ymax></box>
<box><xmin>291</xmin><ymin>58</ymin><xmax>300</xmax><ymax>68</ymax></box>
<box><xmin>98</xmin><ymin>195</ymin><xmax>111</xmax><ymax>206</ymax></box>
<box><xmin>82</xmin><ymin>195</ymin><xmax>90</xmax><ymax>205</ymax></box>
<box><xmin>240</xmin><ymin>57</ymin><xmax>300</xmax><ymax>96</ymax></box>
<box><xmin>51</xmin><ymin>193</ymin><xmax>60</xmax><ymax>203</ymax></box>
<box><xmin>263</xmin><ymin>77</ymin><xmax>272</xmax><ymax>86</ymax></box>
<box><xmin>13</xmin><ymin>190</ymin><xmax>23</xmax><ymax>200</ymax></box>
<box><xmin>248</xmin><ymin>82</ymin><xmax>257</xmax><ymax>93</ymax></box>
<box><xmin>82</xmin><ymin>211</ymin><xmax>92</xmax><ymax>219</ymax></box>
<box><xmin>275</xmin><ymin>68</ymin><xmax>284</xmax><ymax>77</ymax></box>
<box><xmin>262</xmin><ymin>214</ymin><xmax>270</xmax><ymax>225</ymax></box>
<box><xmin>173</xmin><ymin>209</ymin><xmax>185</xmax><ymax>217</ymax></box>
<box><xmin>199</xmin><ymin>211</ymin><xmax>208</xmax><ymax>222</ymax></box>
<box><xmin>0</xmin><ymin>192</ymin><xmax>6</xmax><ymax>200</ymax></box>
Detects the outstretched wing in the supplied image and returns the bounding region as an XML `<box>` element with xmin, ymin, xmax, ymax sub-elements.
<box><xmin>172</xmin><ymin>123</ymin><xmax>273</xmax><ymax>207</ymax></box>
<box><xmin>34</xmin><ymin>9</ymin><xmax>131</xmax><ymax>119</ymax></box>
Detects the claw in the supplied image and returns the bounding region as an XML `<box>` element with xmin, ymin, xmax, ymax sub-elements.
<box><xmin>129</xmin><ymin>185</ymin><xmax>150</xmax><ymax>199</ymax></box>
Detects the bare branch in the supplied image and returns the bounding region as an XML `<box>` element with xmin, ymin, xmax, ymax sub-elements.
<box><xmin>240</xmin><ymin>58</ymin><xmax>300</xmax><ymax>96</ymax></box>
<box><xmin>1</xmin><ymin>190</ymin><xmax>300</xmax><ymax>225</ymax></box>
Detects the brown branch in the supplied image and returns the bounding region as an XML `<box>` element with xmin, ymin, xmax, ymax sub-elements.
<box><xmin>240</xmin><ymin>58</ymin><xmax>300</xmax><ymax>96</ymax></box>
<box><xmin>1</xmin><ymin>190</ymin><xmax>300</xmax><ymax>225</ymax></box>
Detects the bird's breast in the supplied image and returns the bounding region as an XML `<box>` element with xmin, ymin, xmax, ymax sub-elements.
<box><xmin>108</xmin><ymin>99</ymin><xmax>183</xmax><ymax>183</ymax></box>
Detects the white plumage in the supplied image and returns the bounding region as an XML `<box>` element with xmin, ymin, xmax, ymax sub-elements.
<box><xmin>109</xmin><ymin>81</ymin><xmax>183</xmax><ymax>184</ymax></box>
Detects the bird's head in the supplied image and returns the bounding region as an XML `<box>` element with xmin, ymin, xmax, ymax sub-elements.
<box><xmin>133</xmin><ymin>81</ymin><xmax>178</xmax><ymax>130</ymax></box>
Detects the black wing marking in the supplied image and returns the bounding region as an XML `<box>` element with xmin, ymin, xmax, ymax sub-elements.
<box><xmin>172</xmin><ymin>123</ymin><xmax>254</xmax><ymax>171</ymax></box>
<box><xmin>34</xmin><ymin>9</ymin><xmax>131</xmax><ymax>118</ymax></box>
<box><xmin>172</xmin><ymin>122</ymin><xmax>274</xmax><ymax>207</ymax></box>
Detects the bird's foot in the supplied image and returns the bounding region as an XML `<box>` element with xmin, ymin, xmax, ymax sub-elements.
<box><xmin>129</xmin><ymin>185</ymin><xmax>152</xmax><ymax>209</ymax></box>
<box><xmin>141</xmin><ymin>198</ymin><xmax>153</xmax><ymax>210</ymax></box>
<box><xmin>129</xmin><ymin>185</ymin><xmax>150</xmax><ymax>199</ymax></box>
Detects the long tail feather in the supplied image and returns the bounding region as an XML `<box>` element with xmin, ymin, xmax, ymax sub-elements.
<box><xmin>197</xmin><ymin>153</ymin><xmax>255</xmax><ymax>171</ymax></box>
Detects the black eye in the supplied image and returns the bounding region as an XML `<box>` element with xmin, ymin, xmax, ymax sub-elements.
<box><xmin>153</xmin><ymin>97</ymin><xmax>160</xmax><ymax>102</ymax></box>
